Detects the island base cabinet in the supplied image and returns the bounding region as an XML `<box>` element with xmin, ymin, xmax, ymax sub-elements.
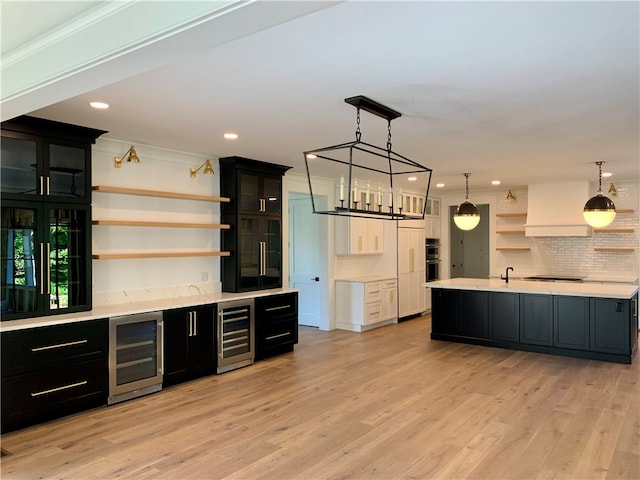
<box><xmin>520</xmin><ymin>294</ymin><xmax>553</xmax><ymax>346</ymax></box>
<box><xmin>590</xmin><ymin>297</ymin><xmax>631</xmax><ymax>355</ymax></box>
<box><xmin>489</xmin><ymin>292</ymin><xmax>519</xmax><ymax>342</ymax></box>
<box><xmin>459</xmin><ymin>291</ymin><xmax>488</xmax><ymax>338</ymax></box>
<box><xmin>554</xmin><ymin>296</ymin><xmax>589</xmax><ymax>350</ymax></box>
<box><xmin>431</xmin><ymin>288</ymin><xmax>459</xmax><ymax>336</ymax></box>
<box><xmin>430</xmin><ymin>287</ymin><xmax>637</xmax><ymax>364</ymax></box>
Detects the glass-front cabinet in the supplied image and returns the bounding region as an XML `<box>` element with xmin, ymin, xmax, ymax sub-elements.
<box><xmin>220</xmin><ymin>156</ymin><xmax>290</xmax><ymax>293</ymax></box>
<box><xmin>1</xmin><ymin>116</ymin><xmax>105</xmax><ymax>320</ymax></box>
<box><xmin>1</xmin><ymin>203</ymin><xmax>91</xmax><ymax>319</ymax></box>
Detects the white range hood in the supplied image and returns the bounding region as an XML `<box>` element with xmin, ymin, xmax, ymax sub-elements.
<box><xmin>525</xmin><ymin>182</ymin><xmax>592</xmax><ymax>237</ymax></box>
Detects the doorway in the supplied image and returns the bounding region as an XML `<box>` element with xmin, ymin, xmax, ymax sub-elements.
<box><xmin>449</xmin><ymin>204</ymin><xmax>490</xmax><ymax>278</ymax></box>
<box><xmin>288</xmin><ymin>193</ymin><xmax>327</xmax><ymax>327</ymax></box>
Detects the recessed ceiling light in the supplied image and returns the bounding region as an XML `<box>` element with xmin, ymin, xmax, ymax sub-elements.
<box><xmin>89</xmin><ymin>101</ymin><xmax>109</xmax><ymax>109</ymax></box>
<box><xmin>602</xmin><ymin>171</ymin><xmax>613</xmax><ymax>178</ymax></box>
<box><xmin>436</xmin><ymin>183</ymin><xmax>445</xmax><ymax>188</ymax></box>
<box><xmin>491</xmin><ymin>180</ymin><xmax>501</xmax><ymax>185</ymax></box>
<box><xmin>223</xmin><ymin>133</ymin><xmax>238</xmax><ymax>140</ymax></box>
<box><xmin>408</xmin><ymin>176</ymin><xmax>417</xmax><ymax>182</ymax></box>
<box><xmin>306</xmin><ymin>154</ymin><xmax>317</xmax><ymax>159</ymax></box>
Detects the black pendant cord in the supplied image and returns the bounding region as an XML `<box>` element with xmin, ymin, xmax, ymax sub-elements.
<box><xmin>597</xmin><ymin>161</ymin><xmax>603</xmax><ymax>193</ymax></box>
<box><xmin>355</xmin><ymin>108</ymin><xmax>362</xmax><ymax>142</ymax></box>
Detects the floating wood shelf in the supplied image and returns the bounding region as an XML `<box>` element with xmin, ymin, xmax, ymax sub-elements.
<box><xmin>616</xmin><ymin>209</ymin><xmax>634</xmax><ymax>213</ymax></box>
<box><xmin>496</xmin><ymin>230</ymin><xmax>526</xmax><ymax>234</ymax></box>
<box><xmin>92</xmin><ymin>220</ymin><xmax>230</xmax><ymax>229</ymax></box>
<box><xmin>92</xmin><ymin>185</ymin><xmax>230</xmax><ymax>203</ymax></box>
<box><xmin>92</xmin><ymin>251</ymin><xmax>231</xmax><ymax>260</ymax></box>
<box><xmin>593</xmin><ymin>248</ymin><xmax>635</xmax><ymax>253</ymax></box>
<box><xmin>495</xmin><ymin>213</ymin><xmax>527</xmax><ymax>218</ymax></box>
<box><xmin>593</xmin><ymin>228</ymin><xmax>634</xmax><ymax>233</ymax></box>
<box><xmin>496</xmin><ymin>247</ymin><xmax>531</xmax><ymax>251</ymax></box>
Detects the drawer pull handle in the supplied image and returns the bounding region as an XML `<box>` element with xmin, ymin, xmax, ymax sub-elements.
<box><xmin>265</xmin><ymin>305</ymin><xmax>290</xmax><ymax>312</ymax></box>
<box><xmin>31</xmin><ymin>380</ymin><xmax>88</xmax><ymax>397</ymax></box>
<box><xmin>265</xmin><ymin>332</ymin><xmax>290</xmax><ymax>340</ymax></box>
<box><xmin>31</xmin><ymin>339</ymin><xmax>88</xmax><ymax>352</ymax></box>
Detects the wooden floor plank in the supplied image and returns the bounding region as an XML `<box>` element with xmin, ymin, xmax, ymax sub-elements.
<box><xmin>1</xmin><ymin>315</ymin><xmax>638</xmax><ymax>480</ymax></box>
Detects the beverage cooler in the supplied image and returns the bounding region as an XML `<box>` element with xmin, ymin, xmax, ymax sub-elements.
<box><xmin>108</xmin><ymin>311</ymin><xmax>163</xmax><ymax>405</ymax></box>
<box><xmin>217</xmin><ymin>299</ymin><xmax>255</xmax><ymax>373</ymax></box>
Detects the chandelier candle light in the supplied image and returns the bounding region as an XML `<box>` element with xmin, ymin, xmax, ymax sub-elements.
<box><xmin>304</xmin><ymin>95</ymin><xmax>433</xmax><ymax>220</ymax></box>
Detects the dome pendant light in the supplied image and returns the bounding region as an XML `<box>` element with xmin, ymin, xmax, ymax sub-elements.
<box><xmin>454</xmin><ymin>173</ymin><xmax>480</xmax><ymax>231</ymax></box>
<box><xmin>583</xmin><ymin>161</ymin><xmax>616</xmax><ymax>228</ymax></box>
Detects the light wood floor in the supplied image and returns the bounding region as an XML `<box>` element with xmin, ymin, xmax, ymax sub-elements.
<box><xmin>1</xmin><ymin>315</ymin><xmax>639</xmax><ymax>480</ymax></box>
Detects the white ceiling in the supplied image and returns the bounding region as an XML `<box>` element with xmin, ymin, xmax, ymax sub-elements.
<box><xmin>2</xmin><ymin>1</ymin><xmax>639</xmax><ymax>193</ymax></box>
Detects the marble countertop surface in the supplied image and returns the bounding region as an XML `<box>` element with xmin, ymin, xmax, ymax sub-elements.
<box><xmin>0</xmin><ymin>288</ymin><xmax>298</xmax><ymax>332</ymax></box>
<box><xmin>425</xmin><ymin>278</ymin><xmax>638</xmax><ymax>299</ymax></box>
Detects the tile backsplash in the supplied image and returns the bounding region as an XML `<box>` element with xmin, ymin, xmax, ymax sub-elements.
<box><xmin>495</xmin><ymin>182</ymin><xmax>638</xmax><ymax>282</ymax></box>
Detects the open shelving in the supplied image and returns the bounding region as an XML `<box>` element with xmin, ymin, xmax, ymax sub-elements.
<box><xmin>92</xmin><ymin>185</ymin><xmax>230</xmax><ymax>260</ymax></box>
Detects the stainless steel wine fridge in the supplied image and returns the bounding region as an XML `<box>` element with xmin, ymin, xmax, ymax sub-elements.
<box><xmin>108</xmin><ymin>311</ymin><xmax>163</xmax><ymax>405</ymax></box>
<box><xmin>217</xmin><ymin>299</ymin><xmax>254</xmax><ymax>373</ymax></box>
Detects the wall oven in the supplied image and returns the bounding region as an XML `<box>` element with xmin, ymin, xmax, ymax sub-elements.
<box><xmin>425</xmin><ymin>238</ymin><xmax>440</xmax><ymax>282</ymax></box>
<box><xmin>217</xmin><ymin>298</ymin><xmax>255</xmax><ymax>373</ymax></box>
<box><xmin>108</xmin><ymin>311</ymin><xmax>163</xmax><ymax>405</ymax></box>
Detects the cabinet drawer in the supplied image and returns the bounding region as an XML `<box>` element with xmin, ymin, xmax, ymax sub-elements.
<box><xmin>257</xmin><ymin>317</ymin><xmax>298</xmax><ymax>348</ymax></box>
<box><xmin>1</xmin><ymin>319</ymin><xmax>108</xmax><ymax>377</ymax></box>
<box><xmin>255</xmin><ymin>293</ymin><xmax>298</xmax><ymax>320</ymax></box>
<box><xmin>1</xmin><ymin>358</ymin><xmax>107</xmax><ymax>432</ymax></box>
<box><xmin>364</xmin><ymin>303</ymin><xmax>382</xmax><ymax>325</ymax></box>
<box><xmin>364</xmin><ymin>282</ymin><xmax>382</xmax><ymax>303</ymax></box>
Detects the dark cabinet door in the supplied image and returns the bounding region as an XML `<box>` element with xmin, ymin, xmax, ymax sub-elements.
<box><xmin>590</xmin><ymin>298</ymin><xmax>630</xmax><ymax>355</ymax></box>
<box><xmin>489</xmin><ymin>292</ymin><xmax>519</xmax><ymax>342</ymax></box>
<box><xmin>236</xmin><ymin>216</ymin><xmax>282</xmax><ymax>292</ymax></box>
<box><xmin>0</xmin><ymin>131</ymin><xmax>42</xmax><ymax>199</ymax></box>
<box><xmin>431</xmin><ymin>288</ymin><xmax>459</xmax><ymax>336</ymax></box>
<box><xmin>163</xmin><ymin>306</ymin><xmax>215</xmax><ymax>386</ymax></box>
<box><xmin>1</xmin><ymin>202</ymin><xmax>91</xmax><ymax>320</ymax></box>
<box><xmin>47</xmin><ymin>140</ymin><xmax>91</xmax><ymax>203</ymax></box>
<box><xmin>554</xmin><ymin>296</ymin><xmax>589</xmax><ymax>350</ymax></box>
<box><xmin>459</xmin><ymin>290</ymin><xmax>488</xmax><ymax>338</ymax></box>
<box><xmin>520</xmin><ymin>294</ymin><xmax>553</xmax><ymax>346</ymax></box>
<box><xmin>163</xmin><ymin>309</ymin><xmax>190</xmax><ymax>384</ymax></box>
<box><xmin>237</xmin><ymin>172</ymin><xmax>282</xmax><ymax>215</ymax></box>
<box><xmin>188</xmin><ymin>305</ymin><xmax>215</xmax><ymax>375</ymax></box>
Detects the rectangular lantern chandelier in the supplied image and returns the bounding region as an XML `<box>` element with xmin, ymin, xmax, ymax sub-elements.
<box><xmin>304</xmin><ymin>95</ymin><xmax>433</xmax><ymax>220</ymax></box>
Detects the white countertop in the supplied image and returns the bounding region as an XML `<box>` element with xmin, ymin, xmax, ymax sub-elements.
<box><xmin>336</xmin><ymin>275</ymin><xmax>397</xmax><ymax>283</ymax></box>
<box><xmin>425</xmin><ymin>278</ymin><xmax>638</xmax><ymax>299</ymax></box>
<box><xmin>0</xmin><ymin>288</ymin><xmax>298</xmax><ymax>332</ymax></box>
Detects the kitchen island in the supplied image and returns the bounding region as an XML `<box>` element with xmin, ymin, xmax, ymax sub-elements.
<box><xmin>427</xmin><ymin>278</ymin><xmax>639</xmax><ymax>364</ymax></box>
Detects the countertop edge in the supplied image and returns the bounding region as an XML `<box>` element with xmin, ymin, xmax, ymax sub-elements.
<box><xmin>0</xmin><ymin>288</ymin><xmax>299</xmax><ymax>332</ymax></box>
<box><xmin>424</xmin><ymin>279</ymin><xmax>638</xmax><ymax>299</ymax></box>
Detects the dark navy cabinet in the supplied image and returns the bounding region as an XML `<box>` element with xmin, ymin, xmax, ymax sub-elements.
<box><xmin>431</xmin><ymin>288</ymin><xmax>637</xmax><ymax>363</ymax></box>
<box><xmin>590</xmin><ymin>297</ymin><xmax>631</xmax><ymax>355</ymax></box>
<box><xmin>554</xmin><ymin>296</ymin><xmax>589</xmax><ymax>350</ymax></box>
<box><xmin>489</xmin><ymin>292</ymin><xmax>519</xmax><ymax>342</ymax></box>
<box><xmin>431</xmin><ymin>288</ymin><xmax>459</xmax><ymax>336</ymax></box>
<box><xmin>520</xmin><ymin>294</ymin><xmax>553</xmax><ymax>346</ymax></box>
<box><xmin>459</xmin><ymin>290</ymin><xmax>489</xmax><ymax>338</ymax></box>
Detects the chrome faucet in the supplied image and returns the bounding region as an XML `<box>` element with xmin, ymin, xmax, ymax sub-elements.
<box><xmin>501</xmin><ymin>267</ymin><xmax>514</xmax><ymax>283</ymax></box>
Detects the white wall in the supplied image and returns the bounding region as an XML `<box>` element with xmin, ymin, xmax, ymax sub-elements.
<box><xmin>91</xmin><ymin>138</ymin><xmax>223</xmax><ymax>306</ymax></box>
<box><xmin>437</xmin><ymin>182</ymin><xmax>639</xmax><ymax>282</ymax></box>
